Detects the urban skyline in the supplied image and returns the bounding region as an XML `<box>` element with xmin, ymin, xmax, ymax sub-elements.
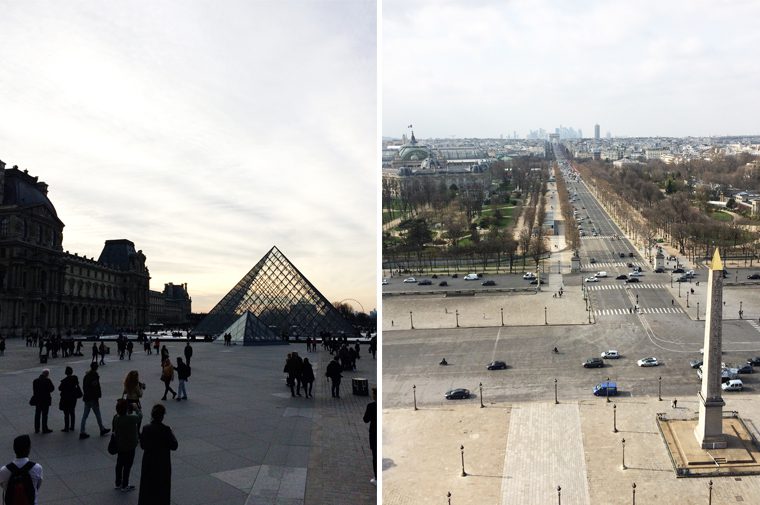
<box><xmin>383</xmin><ymin>0</ymin><xmax>760</xmax><ymax>138</ymax></box>
<box><xmin>0</xmin><ymin>1</ymin><xmax>377</xmax><ymax>313</ymax></box>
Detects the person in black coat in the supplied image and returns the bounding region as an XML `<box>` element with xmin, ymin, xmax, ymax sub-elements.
<box><xmin>183</xmin><ymin>342</ymin><xmax>193</xmax><ymax>366</ymax></box>
<box><xmin>300</xmin><ymin>358</ymin><xmax>315</xmax><ymax>399</ymax></box>
<box><xmin>32</xmin><ymin>369</ymin><xmax>55</xmax><ymax>433</ymax></box>
<box><xmin>325</xmin><ymin>357</ymin><xmax>343</xmax><ymax>398</ymax></box>
<box><xmin>58</xmin><ymin>366</ymin><xmax>81</xmax><ymax>432</ymax></box>
<box><xmin>363</xmin><ymin>387</ymin><xmax>377</xmax><ymax>484</ymax></box>
<box><xmin>138</xmin><ymin>404</ymin><xmax>178</xmax><ymax>505</ymax></box>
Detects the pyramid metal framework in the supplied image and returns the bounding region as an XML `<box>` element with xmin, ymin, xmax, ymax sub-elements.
<box><xmin>220</xmin><ymin>311</ymin><xmax>285</xmax><ymax>346</ymax></box>
<box><xmin>194</xmin><ymin>246</ymin><xmax>356</xmax><ymax>338</ymax></box>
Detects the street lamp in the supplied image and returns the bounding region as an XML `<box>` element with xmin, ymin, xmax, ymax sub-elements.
<box><xmin>697</xmin><ymin>302</ymin><xmax>700</xmax><ymax>321</ymax></box>
<box><xmin>613</xmin><ymin>403</ymin><xmax>618</xmax><ymax>433</ymax></box>
<box><xmin>632</xmin><ymin>483</ymin><xmax>636</xmax><ymax>505</ymax></box>
<box><xmin>678</xmin><ymin>281</ymin><xmax>681</xmax><ymax>298</ymax></box>
<box><xmin>686</xmin><ymin>292</ymin><xmax>689</xmax><ymax>308</ymax></box>
<box><xmin>658</xmin><ymin>376</ymin><xmax>662</xmax><ymax>401</ymax></box>
<box><xmin>455</xmin><ymin>309</ymin><xmax>459</xmax><ymax>328</ymax></box>
<box><xmin>740</xmin><ymin>301</ymin><xmax>743</xmax><ymax>319</ymax></box>
<box><xmin>410</xmin><ymin>311</ymin><xmax>414</xmax><ymax>329</ymax></box>
<box><xmin>447</xmin><ymin>492</ymin><xmax>451</xmax><ymax>505</ymax></box>
<box><xmin>413</xmin><ymin>384</ymin><xmax>417</xmax><ymax>411</ymax></box>
<box><xmin>557</xmin><ymin>485</ymin><xmax>561</xmax><ymax>505</ymax></box>
<box><xmin>606</xmin><ymin>377</ymin><xmax>611</xmax><ymax>403</ymax></box>
<box><xmin>554</xmin><ymin>378</ymin><xmax>558</xmax><ymax>404</ymax></box>
<box><xmin>500</xmin><ymin>307</ymin><xmax>504</xmax><ymax>326</ymax></box>
<box><xmin>460</xmin><ymin>445</ymin><xmax>467</xmax><ymax>477</ymax></box>
<box><xmin>479</xmin><ymin>382</ymin><xmax>484</xmax><ymax>408</ymax></box>
<box><xmin>545</xmin><ymin>306</ymin><xmax>548</xmax><ymax>325</ymax></box>
<box><xmin>622</xmin><ymin>438</ymin><xmax>627</xmax><ymax>470</ymax></box>
<box><xmin>708</xmin><ymin>480</ymin><xmax>713</xmax><ymax>505</ymax></box>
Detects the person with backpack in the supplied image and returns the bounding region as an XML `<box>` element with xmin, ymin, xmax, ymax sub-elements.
<box><xmin>160</xmin><ymin>360</ymin><xmax>176</xmax><ymax>401</ymax></box>
<box><xmin>58</xmin><ymin>367</ymin><xmax>82</xmax><ymax>433</ymax></box>
<box><xmin>31</xmin><ymin>370</ymin><xmax>54</xmax><ymax>434</ymax></box>
<box><xmin>112</xmin><ymin>399</ymin><xmax>142</xmax><ymax>492</ymax></box>
<box><xmin>0</xmin><ymin>434</ymin><xmax>43</xmax><ymax>504</ymax></box>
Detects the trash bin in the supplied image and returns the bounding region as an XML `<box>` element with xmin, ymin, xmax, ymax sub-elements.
<box><xmin>352</xmin><ymin>377</ymin><xmax>369</xmax><ymax>396</ymax></box>
<box><xmin>39</xmin><ymin>355</ymin><xmax>48</xmax><ymax>364</ymax></box>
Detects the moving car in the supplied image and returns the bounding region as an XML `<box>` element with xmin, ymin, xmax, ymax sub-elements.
<box><xmin>722</xmin><ymin>379</ymin><xmax>743</xmax><ymax>392</ymax></box>
<box><xmin>748</xmin><ymin>273</ymin><xmax>760</xmax><ymax>280</ymax></box>
<box><xmin>625</xmin><ymin>278</ymin><xmax>640</xmax><ymax>284</ymax></box>
<box><xmin>616</xmin><ymin>274</ymin><xmax>628</xmax><ymax>280</ymax></box>
<box><xmin>438</xmin><ymin>281</ymin><xmax>449</xmax><ymax>287</ymax></box>
<box><xmin>637</xmin><ymin>357</ymin><xmax>659</xmax><ymax>367</ymax></box>
<box><xmin>619</xmin><ymin>252</ymin><xmax>626</xmax><ymax>258</ymax></box>
<box><xmin>418</xmin><ymin>279</ymin><xmax>432</xmax><ymax>285</ymax></box>
<box><xmin>737</xmin><ymin>364</ymin><xmax>754</xmax><ymax>374</ymax></box>
<box><xmin>601</xmin><ymin>350</ymin><xmax>620</xmax><ymax>359</ymax></box>
<box><xmin>590</xmin><ymin>258</ymin><xmax>596</xmax><ymax>264</ymax></box>
<box><xmin>654</xmin><ymin>267</ymin><xmax>665</xmax><ymax>273</ymax></box>
<box><xmin>445</xmin><ymin>388</ymin><xmax>471</xmax><ymax>400</ymax></box>
<box><xmin>629</xmin><ymin>252</ymin><xmax>635</xmax><ymax>257</ymax></box>
<box><xmin>689</xmin><ymin>359</ymin><xmax>703</xmax><ymax>369</ymax></box>
<box><xmin>585</xmin><ymin>276</ymin><xmax>599</xmax><ymax>283</ymax></box>
<box><xmin>593</xmin><ymin>381</ymin><xmax>618</xmax><ymax>397</ymax></box>
<box><xmin>487</xmin><ymin>361</ymin><xmax>507</xmax><ymax>370</ymax></box>
<box><xmin>464</xmin><ymin>273</ymin><xmax>479</xmax><ymax>281</ymax></box>
<box><xmin>481</xmin><ymin>280</ymin><xmax>496</xmax><ymax>286</ymax></box>
<box><xmin>382</xmin><ymin>278</ymin><xmax>389</xmax><ymax>285</ymax></box>
<box><xmin>530</xmin><ymin>279</ymin><xmax>546</xmax><ymax>285</ymax></box>
<box><xmin>523</xmin><ymin>272</ymin><xmax>536</xmax><ymax>280</ymax></box>
<box><xmin>748</xmin><ymin>357</ymin><xmax>760</xmax><ymax>366</ymax></box>
<box><xmin>583</xmin><ymin>357</ymin><xmax>604</xmax><ymax>368</ymax></box>
<box><xmin>596</xmin><ymin>271</ymin><xmax>608</xmax><ymax>278</ymax></box>
<box><xmin>629</xmin><ymin>271</ymin><xmax>642</xmax><ymax>277</ymax></box>
<box><xmin>673</xmin><ymin>268</ymin><xmax>685</xmax><ymax>274</ymax></box>
<box><xmin>403</xmin><ymin>277</ymin><xmax>417</xmax><ymax>283</ymax></box>
<box><xmin>676</xmin><ymin>276</ymin><xmax>690</xmax><ymax>282</ymax></box>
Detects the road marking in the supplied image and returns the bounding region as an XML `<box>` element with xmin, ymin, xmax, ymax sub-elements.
<box><xmin>491</xmin><ymin>327</ymin><xmax>502</xmax><ymax>362</ymax></box>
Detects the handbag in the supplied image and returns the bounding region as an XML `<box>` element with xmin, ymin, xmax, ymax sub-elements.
<box><xmin>107</xmin><ymin>433</ymin><xmax>118</xmax><ymax>455</ymax></box>
<box><xmin>74</xmin><ymin>385</ymin><xmax>83</xmax><ymax>399</ymax></box>
<box><xmin>29</xmin><ymin>396</ymin><xmax>37</xmax><ymax>406</ymax></box>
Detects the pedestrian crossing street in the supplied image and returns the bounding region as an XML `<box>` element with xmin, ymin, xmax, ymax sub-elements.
<box><xmin>582</xmin><ymin>261</ymin><xmax>646</xmax><ymax>269</ymax></box>
<box><xmin>595</xmin><ymin>307</ymin><xmax>684</xmax><ymax>316</ymax></box>
<box><xmin>586</xmin><ymin>283</ymin><xmax>666</xmax><ymax>291</ymax></box>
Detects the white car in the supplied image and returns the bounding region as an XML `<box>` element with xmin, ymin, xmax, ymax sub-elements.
<box><xmin>585</xmin><ymin>276</ymin><xmax>599</xmax><ymax>283</ymax></box>
<box><xmin>382</xmin><ymin>278</ymin><xmax>389</xmax><ymax>285</ymax></box>
<box><xmin>637</xmin><ymin>357</ymin><xmax>659</xmax><ymax>367</ymax></box>
<box><xmin>522</xmin><ymin>272</ymin><xmax>536</xmax><ymax>280</ymax></box>
<box><xmin>464</xmin><ymin>273</ymin><xmax>479</xmax><ymax>281</ymax></box>
<box><xmin>722</xmin><ymin>379</ymin><xmax>743</xmax><ymax>392</ymax></box>
<box><xmin>402</xmin><ymin>277</ymin><xmax>417</xmax><ymax>283</ymax></box>
<box><xmin>629</xmin><ymin>271</ymin><xmax>642</xmax><ymax>277</ymax></box>
<box><xmin>601</xmin><ymin>350</ymin><xmax>620</xmax><ymax>359</ymax></box>
<box><xmin>596</xmin><ymin>271</ymin><xmax>608</xmax><ymax>278</ymax></box>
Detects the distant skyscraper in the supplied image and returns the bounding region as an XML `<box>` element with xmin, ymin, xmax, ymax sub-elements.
<box><xmin>594</xmin><ymin>124</ymin><xmax>600</xmax><ymax>140</ymax></box>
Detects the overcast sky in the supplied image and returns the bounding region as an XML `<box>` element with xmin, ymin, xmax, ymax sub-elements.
<box><xmin>0</xmin><ymin>0</ymin><xmax>376</xmax><ymax>313</ymax></box>
<box><xmin>384</xmin><ymin>0</ymin><xmax>760</xmax><ymax>139</ymax></box>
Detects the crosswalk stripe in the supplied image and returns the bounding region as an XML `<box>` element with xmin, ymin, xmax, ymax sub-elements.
<box><xmin>595</xmin><ymin>306</ymin><xmax>685</xmax><ymax>316</ymax></box>
<box><xmin>587</xmin><ymin>283</ymin><xmax>667</xmax><ymax>291</ymax></box>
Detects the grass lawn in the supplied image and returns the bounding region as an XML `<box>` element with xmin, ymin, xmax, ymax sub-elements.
<box><xmin>710</xmin><ymin>211</ymin><xmax>733</xmax><ymax>222</ymax></box>
<box><xmin>480</xmin><ymin>205</ymin><xmax>515</xmax><ymax>227</ymax></box>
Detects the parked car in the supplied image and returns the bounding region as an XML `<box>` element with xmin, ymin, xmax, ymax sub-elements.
<box><xmin>451</xmin><ymin>273</ymin><xmax>458</xmax><ymax>278</ymax></box>
<box><xmin>590</xmin><ymin>258</ymin><xmax>596</xmax><ymax>264</ymax></box>
<box><xmin>737</xmin><ymin>364</ymin><xmax>754</xmax><ymax>374</ymax></box>
<box><xmin>464</xmin><ymin>273</ymin><xmax>479</xmax><ymax>281</ymax></box>
<box><xmin>722</xmin><ymin>379</ymin><xmax>743</xmax><ymax>392</ymax></box>
<box><xmin>523</xmin><ymin>272</ymin><xmax>536</xmax><ymax>280</ymax></box>
<box><xmin>585</xmin><ymin>276</ymin><xmax>599</xmax><ymax>283</ymax></box>
<box><xmin>654</xmin><ymin>267</ymin><xmax>665</xmax><ymax>273</ymax></box>
<box><xmin>689</xmin><ymin>359</ymin><xmax>703</xmax><ymax>369</ymax></box>
<box><xmin>438</xmin><ymin>281</ymin><xmax>449</xmax><ymax>287</ymax></box>
<box><xmin>616</xmin><ymin>274</ymin><xmax>628</xmax><ymax>280</ymax></box>
<box><xmin>626</xmin><ymin>278</ymin><xmax>640</xmax><ymax>284</ymax></box>
<box><xmin>403</xmin><ymin>277</ymin><xmax>417</xmax><ymax>283</ymax></box>
<box><xmin>637</xmin><ymin>357</ymin><xmax>659</xmax><ymax>367</ymax></box>
<box><xmin>593</xmin><ymin>381</ymin><xmax>618</xmax><ymax>397</ymax></box>
<box><xmin>601</xmin><ymin>350</ymin><xmax>620</xmax><ymax>359</ymax></box>
<box><xmin>583</xmin><ymin>357</ymin><xmax>605</xmax><ymax>368</ymax></box>
<box><xmin>445</xmin><ymin>388</ymin><xmax>471</xmax><ymax>400</ymax></box>
<box><xmin>530</xmin><ymin>279</ymin><xmax>546</xmax><ymax>285</ymax></box>
<box><xmin>748</xmin><ymin>273</ymin><xmax>760</xmax><ymax>280</ymax></box>
<box><xmin>676</xmin><ymin>276</ymin><xmax>689</xmax><ymax>282</ymax></box>
<box><xmin>748</xmin><ymin>357</ymin><xmax>760</xmax><ymax>366</ymax></box>
<box><xmin>481</xmin><ymin>280</ymin><xmax>496</xmax><ymax>286</ymax></box>
<box><xmin>487</xmin><ymin>361</ymin><xmax>507</xmax><ymax>370</ymax></box>
<box><xmin>418</xmin><ymin>279</ymin><xmax>432</xmax><ymax>285</ymax></box>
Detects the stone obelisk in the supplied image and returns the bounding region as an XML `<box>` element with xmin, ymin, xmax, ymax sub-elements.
<box><xmin>694</xmin><ymin>249</ymin><xmax>726</xmax><ymax>449</ymax></box>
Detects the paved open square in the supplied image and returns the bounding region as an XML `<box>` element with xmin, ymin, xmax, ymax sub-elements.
<box><xmin>0</xmin><ymin>339</ymin><xmax>376</xmax><ymax>505</ymax></box>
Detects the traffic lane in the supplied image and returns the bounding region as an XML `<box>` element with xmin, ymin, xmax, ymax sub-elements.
<box><xmin>382</xmin><ymin>274</ymin><xmax>546</xmax><ymax>293</ymax></box>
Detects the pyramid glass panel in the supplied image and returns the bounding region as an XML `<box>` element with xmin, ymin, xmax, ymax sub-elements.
<box><xmin>194</xmin><ymin>246</ymin><xmax>356</xmax><ymax>338</ymax></box>
<box><xmin>220</xmin><ymin>311</ymin><xmax>284</xmax><ymax>346</ymax></box>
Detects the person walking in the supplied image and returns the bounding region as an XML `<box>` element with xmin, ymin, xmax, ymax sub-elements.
<box><xmin>31</xmin><ymin>370</ymin><xmax>54</xmax><ymax>434</ymax></box>
<box><xmin>183</xmin><ymin>342</ymin><xmax>193</xmax><ymax>366</ymax></box>
<box><xmin>301</xmin><ymin>358</ymin><xmax>315</xmax><ymax>398</ymax></box>
<box><xmin>91</xmin><ymin>342</ymin><xmax>99</xmax><ymax>364</ymax></box>
<box><xmin>175</xmin><ymin>357</ymin><xmax>190</xmax><ymax>401</ymax></box>
<box><xmin>112</xmin><ymin>399</ymin><xmax>142</xmax><ymax>492</ymax></box>
<box><xmin>126</xmin><ymin>340</ymin><xmax>134</xmax><ymax>361</ymax></box>
<box><xmin>363</xmin><ymin>386</ymin><xmax>377</xmax><ymax>485</ymax></box>
<box><xmin>0</xmin><ymin>336</ymin><xmax>5</xmax><ymax>356</ymax></box>
<box><xmin>153</xmin><ymin>338</ymin><xmax>160</xmax><ymax>356</ymax></box>
<box><xmin>80</xmin><ymin>363</ymin><xmax>111</xmax><ymax>439</ymax></box>
<box><xmin>123</xmin><ymin>371</ymin><xmax>145</xmax><ymax>413</ymax></box>
<box><xmin>160</xmin><ymin>360</ymin><xmax>176</xmax><ymax>401</ymax></box>
<box><xmin>326</xmin><ymin>357</ymin><xmax>343</xmax><ymax>399</ymax></box>
<box><xmin>0</xmin><ymin>435</ymin><xmax>43</xmax><ymax>504</ymax></box>
<box><xmin>98</xmin><ymin>342</ymin><xmax>107</xmax><ymax>365</ymax></box>
<box><xmin>58</xmin><ymin>366</ymin><xmax>82</xmax><ymax>432</ymax></box>
<box><xmin>160</xmin><ymin>345</ymin><xmax>169</xmax><ymax>363</ymax></box>
<box><xmin>137</xmin><ymin>404</ymin><xmax>178</xmax><ymax>505</ymax></box>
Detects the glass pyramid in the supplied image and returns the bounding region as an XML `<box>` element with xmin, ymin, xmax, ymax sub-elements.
<box><xmin>220</xmin><ymin>311</ymin><xmax>285</xmax><ymax>346</ymax></box>
<box><xmin>194</xmin><ymin>246</ymin><xmax>356</xmax><ymax>339</ymax></box>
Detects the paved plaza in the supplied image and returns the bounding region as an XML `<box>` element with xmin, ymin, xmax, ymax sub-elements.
<box><xmin>0</xmin><ymin>339</ymin><xmax>376</xmax><ymax>505</ymax></box>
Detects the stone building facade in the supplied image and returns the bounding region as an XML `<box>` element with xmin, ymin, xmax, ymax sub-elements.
<box><xmin>0</xmin><ymin>161</ymin><xmax>150</xmax><ymax>337</ymax></box>
<box><xmin>148</xmin><ymin>282</ymin><xmax>192</xmax><ymax>326</ymax></box>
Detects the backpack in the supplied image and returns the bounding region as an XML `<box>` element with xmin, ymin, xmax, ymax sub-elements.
<box><xmin>186</xmin><ymin>366</ymin><xmax>191</xmax><ymax>378</ymax></box>
<box><xmin>4</xmin><ymin>461</ymin><xmax>36</xmax><ymax>505</ymax></box>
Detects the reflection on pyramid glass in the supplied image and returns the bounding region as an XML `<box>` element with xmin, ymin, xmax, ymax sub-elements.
<box><xmin>194</xmin><ymin>246</ymin><xmax>356</xmax><ymax>339</ymax></box>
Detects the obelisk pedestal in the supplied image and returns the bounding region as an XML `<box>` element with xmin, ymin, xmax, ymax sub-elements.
<box><xmin>694</xmin><ymin>249</ymin><xmax>727</xmax><ymax>449</ymax></box>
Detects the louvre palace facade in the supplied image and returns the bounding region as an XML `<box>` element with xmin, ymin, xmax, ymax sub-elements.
<box><xmin>0</xmin><ymin>160</ymin><xmax>150</xmax><ymax>337</ymax></box>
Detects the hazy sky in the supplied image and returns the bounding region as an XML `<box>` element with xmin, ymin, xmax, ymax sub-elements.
<box><xmin>384</xmin><ymin>0</ymin><xmax>760</xmax><ymax>139</ymax></box>
<box><xmin>0</xmin><ymin>0</ymin><xmax>377</xmax><ymax>313</ymax></box>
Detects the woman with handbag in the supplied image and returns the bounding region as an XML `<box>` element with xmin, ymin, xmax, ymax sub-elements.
<box><xmin>111</xmin><ymin>398</ymin><xmax>142</xmax><ymax>492</ymax></box>
<box><xmin>58</xmin><ymin>366</ymin><xmax>82</xmax><ymax>432</ymax></box>
<box><xmin>122</xmin><ymin>370</ymin><xmax>145</xmax><ymax>412</ymax></box>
